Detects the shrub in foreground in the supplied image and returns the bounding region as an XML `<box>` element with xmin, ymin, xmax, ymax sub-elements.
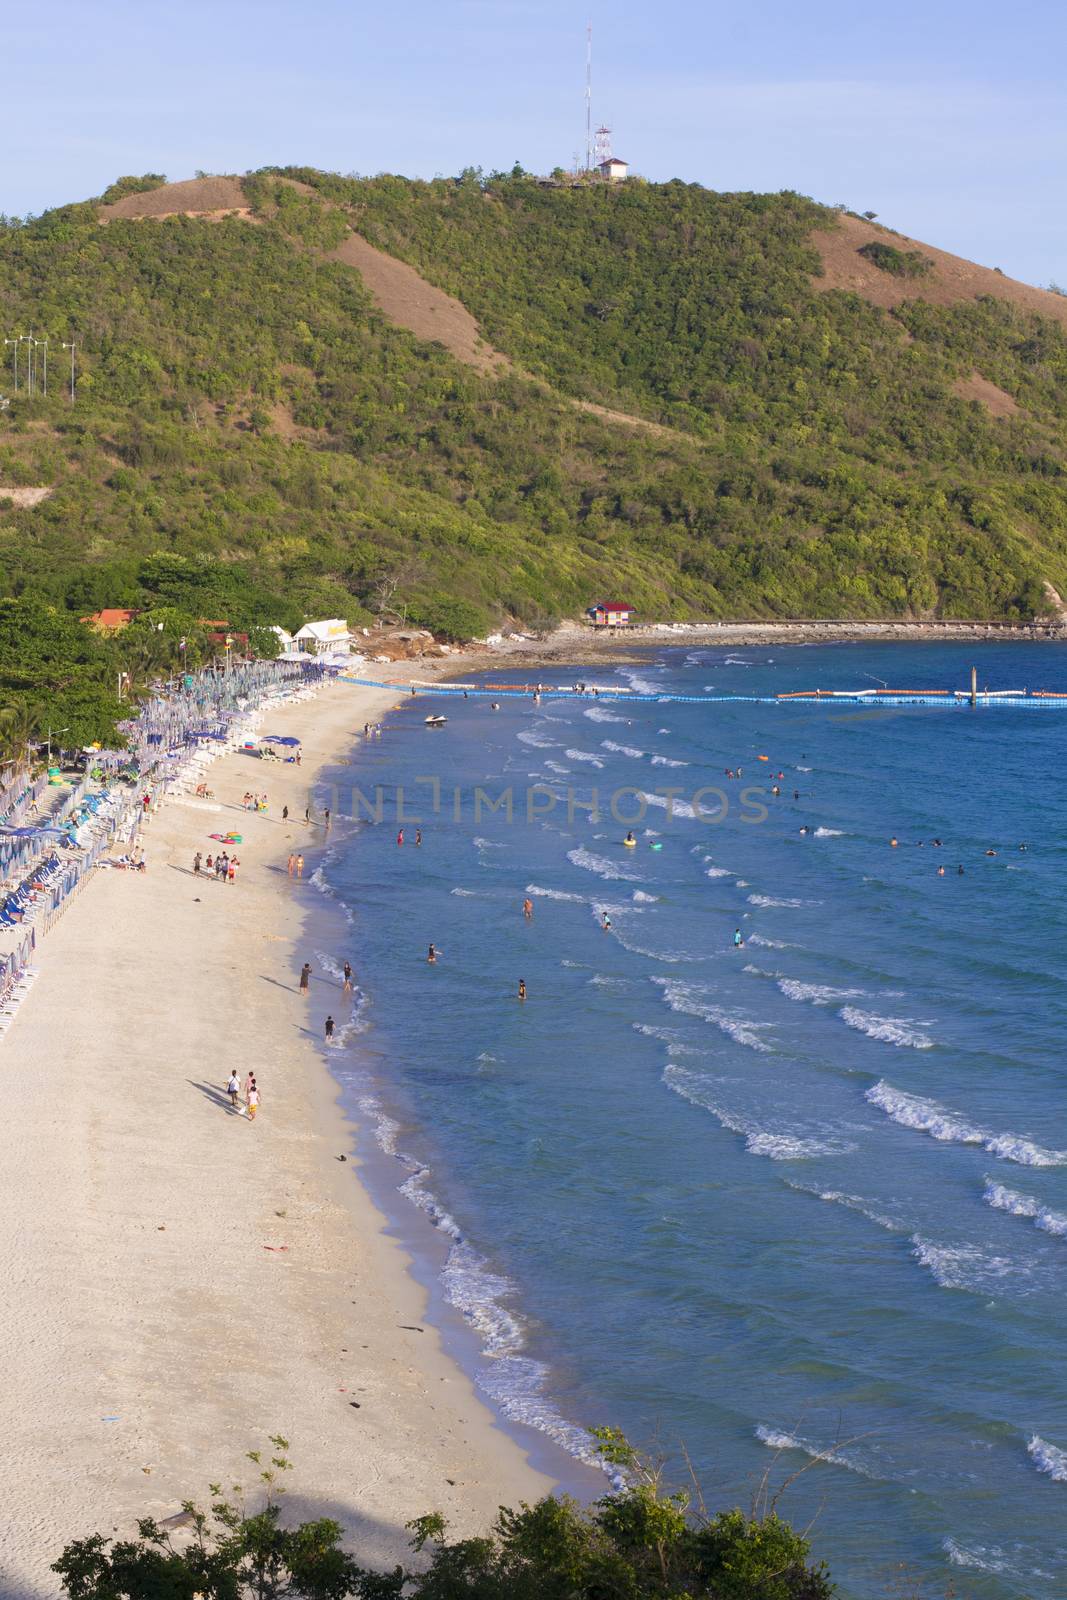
<box><xmin>52</xmin><ymin>1434</ymin><xmax>834</xmax><ymax>1599</ymax></box>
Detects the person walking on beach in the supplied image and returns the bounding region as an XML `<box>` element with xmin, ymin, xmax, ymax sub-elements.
<box><xmin>226</xmin><ymin>1070</ymin><xmax>240</xmax><ymax>1110</ymax></box>
<box><xmin>282</xmin><ymin>804</ymin><xmax>289</xmax><ymax>822</ymax></box>
<box><xmin>228</xmin><ymin>856</ymin><xmax>238</xmax><ymax>883</ymax></box>
<box><xmin>305</xmin><ymin>806</ymin><xmax>311</xmax><ymax>826</ymax></box>
<box><xmin>343</xmin><ymin>961</ymin><xmax>353</xmax><ymax>993</ymax></box>
<box><xmin>295</xmin><ymin>853</ymin><xmax>304</xmax><ymax>878</ymax></box>
<box><xmin>193</xmin><ymin>852</ymin><xmax>202</xmax><ymax>876</ymax></box>
<box><xmin>246</xmin><ymin>1076</ymin><xmax>259</xmax><ymax>1122</ymax></box>
<box><xmin>300</xmin><ymin>961</ymin><xmax>312</xmax><ymax>994</ymax></box>
<box><xmin>325</xmin><ymin>1015</ymin><xmax>335</xmax><ymax>1042</ymax></box>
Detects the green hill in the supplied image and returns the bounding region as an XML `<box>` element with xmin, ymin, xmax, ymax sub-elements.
<box><xmin>3</xmin><ymin>165</ymin><xmax>1067</xmax><ymax>657</ymax></box>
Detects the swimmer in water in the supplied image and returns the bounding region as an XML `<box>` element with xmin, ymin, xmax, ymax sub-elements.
<box><xmin>415</xmin><ymin>829</ymin><xmax>422</xmax><ymax>847</ymax></box>
<box><xmin>985</xmin><ymin>849</ymin><xmax>997</xmax><ymax>857</ymax></box>
<box><xmin>799</xmin><ymin>825</ymin><xmax>809</xmax><ymax>835</ymax></box>
<box><xmin>518</xmin><ymin>979</ymin><xmax>527</xmax><ymax>1001</ymax></box>
<box><xmin>937</xmin><ymin>865</ymin><xmax>945</xmax><ymax>876</ymax></box>
<box><xmin>397</xmin><ymin>829</ymin><xmax>404</xmax><ymax>846</ymax></box>
<box><xmin>890</xmin><ymin>837</ymin><xmax>898</xmax><ymax>848</ymax></box>
<box><xmin>491</xmin><ymin>702</ymin><xmax>500</xmax><ymax>711</ymax></box>
<box><xmin>522</xmin><ymin>897</ymin><xmax>533</xmax><ymax>919</ymax></box>
<box><xmin>625</xmin><ymin>831</ymin><xmax>635</xmax><ymax>844</ymax></box>
<box><xmin>601</xmin><ymin>913</ymin><xmax>612</xmax><ymax>932</ymax></box>
<box><xmin>958</xmin><ymin>864</ymin><xmax>965</xmax><ymax>874</ymax></box>
<box><xmin>733</xmin><ymin>928</ymin><xmax>743</xmax><ymax>948</ymax></box>
<box><xmin>427</xmin><ymin>944</ymin><xmax>437</xmax><ymax>963</ymax></box>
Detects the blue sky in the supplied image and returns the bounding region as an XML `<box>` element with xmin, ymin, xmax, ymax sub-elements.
<box><xmin>6</xmin><ymin>0</ymin><xmax>1064</xmax><ymax>286</ymax></box>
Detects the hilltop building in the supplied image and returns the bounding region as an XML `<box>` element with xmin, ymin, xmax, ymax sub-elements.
<box><xmin>596</xmin><ymin>156</ymin><xmax>629</xmax><ymax>182</ymax></box>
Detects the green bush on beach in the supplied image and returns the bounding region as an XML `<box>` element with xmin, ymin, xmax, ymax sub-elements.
<box><xmin>51</xmin><ymin>1434</ymin><xmax>835</xmax><ymax>1599</ymax></box>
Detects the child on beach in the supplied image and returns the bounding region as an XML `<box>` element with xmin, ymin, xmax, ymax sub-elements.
<box><xmin>325</xmin><ymin>1015</ymin><xmax>335</xmax><ymax>1041</ymax></box>
<box><xmin>246</xmin><ymin>1076</ymin><xmax>259</xmax><ymax>1122</ymax></box>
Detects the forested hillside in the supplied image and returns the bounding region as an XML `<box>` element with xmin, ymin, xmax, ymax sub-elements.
<box><xmin>3</xmin><ymin>166</ymin><xmax>1067</xmax><ymax>649</ymax></box>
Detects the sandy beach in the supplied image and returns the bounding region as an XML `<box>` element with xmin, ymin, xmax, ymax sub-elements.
<box><xmin>0</xmin><ymin>673</ymin><xmax>555</xmax><ymax>1599</ymax></box>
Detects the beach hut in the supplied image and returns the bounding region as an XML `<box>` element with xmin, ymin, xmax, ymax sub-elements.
<box><xmin>587</xmin><ymin>602</ymin><xmax>633</xmax><ymax>629</ymax></box>
<box><xmin>293</xmin><ymin>619</ymin><xmax>353</xmax><ymax>657</ymax></box>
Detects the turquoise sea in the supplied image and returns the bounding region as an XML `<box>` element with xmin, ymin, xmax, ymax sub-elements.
<box><xmin>310</xmin><ymin>643</ymin><xmax>1067</xmax><ymax>1599</ymax></box>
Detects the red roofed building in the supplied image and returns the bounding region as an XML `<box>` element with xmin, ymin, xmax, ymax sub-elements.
<box><xmin>587</xmin><ymin>603</ymin><xmax>633</xmax><ymax>628</ymax></box>
<box><xmin>84</xmin><ymin>608</ymin><xmax>137</xmax><ymax>631</ymax></box>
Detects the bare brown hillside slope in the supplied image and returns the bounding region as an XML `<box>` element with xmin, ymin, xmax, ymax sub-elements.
<box><xmin>813</xmin><ymin>212</ymin><xmax>1067</xmax><ymax>328</ymax></box>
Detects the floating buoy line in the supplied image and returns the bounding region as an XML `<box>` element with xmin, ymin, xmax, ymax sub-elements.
<box><xmin>342</xmin><ymin>676</ymin><xmax>1067</xmax><ymax>709</ymax></box>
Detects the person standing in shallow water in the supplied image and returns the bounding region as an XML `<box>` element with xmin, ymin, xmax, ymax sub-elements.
<box><xmin>324</xmin><ymin>1015</ymin><xmax>335</xmax><ymax>1042</ymax></box>
<box><xmin>518</xmin><ymin>979</ymin><xmax>527</xmax><ymax>1001</ymax></box>
<box><xmin>299</xmin><ymin>962</ymin><xmax>311</xmax><ymax>994</ymax></box>
<box><xmin>342</xmin><ymin>961</ymin><xmax>353</xmax><ymax>993</ymax></box>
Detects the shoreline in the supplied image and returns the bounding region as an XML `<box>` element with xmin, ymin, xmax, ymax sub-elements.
<box><xmin>0</xmin><ymin>672</ymin><xmax>560</xmax><ymax>1599</ymax></box>
<box><xmin>394</xmin><ymin>619</ymin><xmax>1067</xmax><ymax>679</ymax></box>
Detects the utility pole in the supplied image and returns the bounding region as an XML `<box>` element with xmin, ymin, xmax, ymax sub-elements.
<box><xmin>39</xmin><ymin>338</ymin><xmax>47</xmax><ymax>397</ymax></box>
<box><xmin>3</xmin><ymin>337</ymin><xmax>20</xmax><ymax>392</ymax></box>
<box><xmin>20</xmin><ymin>335</ymin><xmax>35</xmax><ymax>397</ymax></box>
<box><xmin>61</xmin><ymin>340</ymin><xmax>76</xmax><ymax>401</ymax></box>
<box><xmin>585</xmin><ymin>22</ymin><xmax>593</xmax><ymax>172</ymax></box>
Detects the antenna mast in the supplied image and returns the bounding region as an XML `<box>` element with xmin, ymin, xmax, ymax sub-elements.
<box><xmin>585</xmin><ymin>22</ymin><xmax>592</xmax><ymax>171</ymax></box>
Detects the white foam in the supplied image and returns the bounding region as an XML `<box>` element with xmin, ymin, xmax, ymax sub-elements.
<box><xmin>664</xmin><ymin>1067</ymin><xmax>850</xmax><ymax>1157</ymax></box>
<box><xmin>583</xmin><ymin>704</ymin><xmax>626</xmax><ymax>724</ymax></box>
<box><xmin>755</xmin><ymin>1424</ymin><xmax>873</xmax><ymax>1478</ymax></box>
<box><xmin>544</xmin><ymin>759</ymin><xmax>572</xmax><ymax>776</ymax></box>
<box><xmin>814</xmin><ymin>827</ymin><xmax>844</xmax><ymax>838</ymax></box>
<box><xmin>1028</xmin><ymin>1435</ymin><xmax>1067</xmax><ymax>1482</ymax></box>
<box><xmin>517</xmin><ymin>726</ymin><xmax>557</xmax><ymax>749</ymax></box>
<box><xmin>705</xmin><ymin>865</ymin><xmax>732</xmax><ymax>879</ymax></box>
<box><xmin>601</xmin><ymin>740</ymin><xmax>645</xmax><ymax>759</ymax></box>
<box><xmin>473</xmin><ymin>836</ymin><xmax>504</xmax><ymax>850</ymax></box>
<box><xmin>867</xmin><ymin>1081</ymin><xmax>1067</xmax><ymax>1167</ymax></box>
<box><xmin>749</xmin><ymin>933</ymin><xmax>794</xmax><ymax>949</ymax></box>
<box><xmin>398</xmin><ymin>1165</ymin><xmax>614</xmax><ymax>1477</ymax></box>
<box><xmin>640</xmin><ymin>790</ymin><xmax>698</xmax><ymax>820</ymax></box>
<box><xmin>650</xmin><ymin>754</ymin><xmax>688</xmax><ymax>768</ymax></box>
<box><xmin>451</xmin><ymin>886</ymin><xmax>478</xmax><ymax>896</ymax></box>
<box><xmin>653</xmin><ymin>977</ymin><xmax>773</xmax><ymax>1051</ymax></box>
<box><xmin>621</xmin><ymin>670</ymin><xmax>667</xmax><ymax>696</ymax></box>
<box><xmin>910</xmin><ymin>1236</ymin><xmax>1017</xmax><ymax>1292</ymax></box>
<box><xmin>942</xmin><ymin>1539</ymin><xmax>1020</xmax><ymax>1576</ymax></box>
<box><xmin>747</xmin><ymin>893</ymin><xmax>813</xmax><ymax>908</ymax></box>
<box><xmin>632</xmin><ymin>890</ymin><xmax>658</xmax><ymax>903</ymax></box>
<box><xmin>566</xmin><ymin>846</ymin><xmax>641</xmax><ymax>882</ymax></box>
<box><xmin>565</xmin><ymin>747</ymin><xmax>606</xmax><ymax>768</ymax></box>
<box><xmin>983</xmin><ymin>1179</ymin><xmax>1067</xmax><ymax>1237</ymax></box>
<box><xmin>525</xmin><ymin>882</ymin><xmax>586</xmax><ymax>903</ymax></box>
<box><xmin>779</xmin><ymin>978</ymin><xmax>865</xmax><ymax>1005</ymax></box>
<box><xmin>841</xmin><ymin>1007</ymin><xmax>933</xmax><ymax>1049</ymax></box>
<box><xmin>788</xmin><ymin>1182</ymin><xmax>902</xmax><ymax>1232</ymax></box>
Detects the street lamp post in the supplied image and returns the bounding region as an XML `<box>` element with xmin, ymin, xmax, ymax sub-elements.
<box><xmin>45</xmin><ymin>726</ymin><xmax>69</xmax><ymax>764</ymax></box>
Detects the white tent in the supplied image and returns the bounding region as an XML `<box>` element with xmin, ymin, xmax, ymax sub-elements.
<box><xmin>292</xmin><ymin>619</ymin><xmax>353</xmax><ymax>656</ymax></box>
